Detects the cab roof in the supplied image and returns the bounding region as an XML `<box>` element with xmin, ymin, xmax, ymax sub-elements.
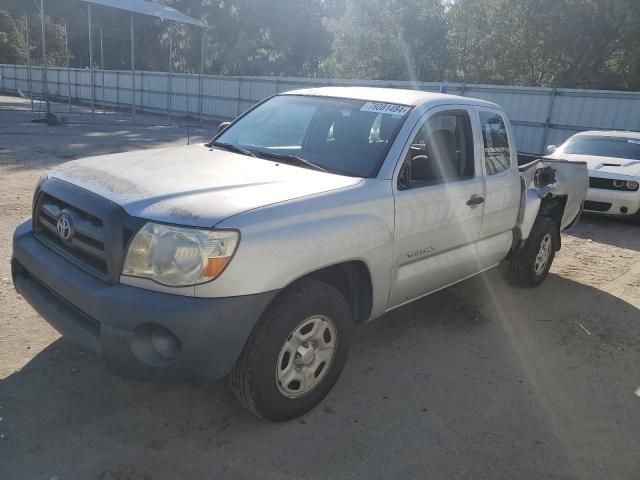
<box><xmin>282</xmin><ymin>86</ymin><xmax>501</xmax><ymax>110</ymax></box>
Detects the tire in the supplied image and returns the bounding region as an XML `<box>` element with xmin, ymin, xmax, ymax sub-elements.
<box><xmin>510</xmin><ymin>216</ymin><xmax>558</xmax><ymax>288</ymax></box>
<box><xmin>230</xmin><ymin>279</ymin><xmax>354</xmax><ymax>421</ymax></box>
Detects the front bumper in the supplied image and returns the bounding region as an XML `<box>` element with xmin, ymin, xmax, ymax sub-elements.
<box><xmin>584</xmin><ymin>187</ymin><xmax>640</xmax><ymax>217</ymax></box>
<box><xmin>12</xmin><ymin>220</ymin><xmax>278</xmax><ymax>382</ymax></box>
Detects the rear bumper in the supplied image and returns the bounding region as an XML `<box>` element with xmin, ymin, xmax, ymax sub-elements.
<box><xmin>12</xmin><ymin>220</ymin><xmax>278</xmax><ymax>382</ymax></box>
<box><xmin>584</xmin><ymin>188</ymin><xmax>640</xmax><ymax>216</ymax></box>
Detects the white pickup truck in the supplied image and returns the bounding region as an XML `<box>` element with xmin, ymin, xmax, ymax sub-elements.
<box><xmin>12</xmin><ymin>87</ymin><xmax>588</xmax><ymax>421</ymax></box>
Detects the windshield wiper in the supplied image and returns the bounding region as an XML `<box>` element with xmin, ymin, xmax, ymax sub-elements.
<box><xmin>211</xmin><ymin>141</ymin><xmax>256</xmax><ymax>158</ymax></box>
<box><xmin>254</xmin><ymin>151</ymin><xmax>328</xmax><ymax>173</ymax></box>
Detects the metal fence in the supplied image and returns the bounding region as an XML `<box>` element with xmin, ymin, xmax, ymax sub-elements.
<box><xmin>2</xmin><ymin>63</ymin><xmax>640</xmax><ymax>154</ymax></box>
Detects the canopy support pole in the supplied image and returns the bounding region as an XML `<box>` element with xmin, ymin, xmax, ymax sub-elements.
<box><xmin>65</xmin><ymin>20</ymin><xmax>71</xmax><ymax>112</ymax></box>
<box><xmin>25</xmin><ymin>16</ymin><xmax>33</xmax><ymax>112</ymax></box>
<box><xmin>88</xmin><ymin>3</ymin><xmax>94</xmax><ymax>121</ymax></box>
<box><xmin>40</xmin><ymin>0</ymin><xmax>50</xmax><ymax>114</ymax></box>
<box><xmin>168</xmin><ymin>27</ymin><xmax>172</xmax><ymax>119</ymax></box>
<box><xmin>198</xmin><ymin>28</ymin><xmax>205</xmax><ymax>126</ymax></box>
<box><xmin>130</xmin><ymin>14</ymin><xmax>135</xmax><ymax>116</ymax></box>
<box><xmin>100</xmin><ymin>26</ymin><xmax>105</xmax><ymax>114</ymax></box>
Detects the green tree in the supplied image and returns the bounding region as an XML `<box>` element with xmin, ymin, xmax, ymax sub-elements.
<box><xmin>320</xmin><ymin>0</ymin><xmax>448</xmax><ymax>81</ymax></box>
<box><xmin>446</xmin><ymin>0</ymin><xmax>640</xmax><ymax>89</ymax></box>
<box><xmin>0</xmin><ymin>10</ymin><xmax>26</xmax><ymax>64</ymax></box>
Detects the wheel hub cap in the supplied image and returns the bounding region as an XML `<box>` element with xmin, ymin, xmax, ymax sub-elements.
<box><xmin>535</xmin><ymin>233</ymin><xmax>552</xmax><ymax>275</ymax></box>
<box><xmin>276</xmin><ymin>315</ymin><xmax>338</xmax><ymax>399</ymax></box>
<box><xmin>297</xmin><ymin>344</ymin><xmax>315</xmax><ymax>365</ymax></box>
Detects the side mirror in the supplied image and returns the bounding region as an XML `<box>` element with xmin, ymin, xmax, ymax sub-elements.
<box><xmin>217</xmin><ymin>121</ymin><xmax>231</xmax><ymax>135</ymax></box>
<box><xmin>545</xmin><ymin>145</ymin><xmax>557</xmax><ymax>155</ymax></box>
<box><xmin>398</xmin><ymin>162</ymin><xmax>411</xmax><ymax>190</ymax></box>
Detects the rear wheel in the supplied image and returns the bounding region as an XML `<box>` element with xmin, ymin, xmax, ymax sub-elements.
<box><xmin>510</xmin><ymin>216</ymin><xmax>558</xmax><ymax>287</ymax></box>
<box><xmin>230</xmin><ymin>279</ymin><xmax>353</xmax><ymax>421</ymax></box>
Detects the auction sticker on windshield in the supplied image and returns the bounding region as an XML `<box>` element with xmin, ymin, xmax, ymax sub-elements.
<box><xmin>360</xmin><ymin>102</ymin><xmax>411</xmax><ymax>116</ymax></box>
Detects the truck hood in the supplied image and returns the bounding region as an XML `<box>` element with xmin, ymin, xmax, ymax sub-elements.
<box><xmin>50</xmin><ymin>145</ymin><xmax>362</xmax><ymax>227</ymax></box>
<box><xmin>559</xmin><ymin>153</ymin><xmax>640</xmax><ymax>177</ymax></box>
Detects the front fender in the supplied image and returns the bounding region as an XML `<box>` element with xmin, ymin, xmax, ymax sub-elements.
<box><xmin>197</xmin><ymin>180</ymin><xmax>395</xmax><ymax>319</ymax></box>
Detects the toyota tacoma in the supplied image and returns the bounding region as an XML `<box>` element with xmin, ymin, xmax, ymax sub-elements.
<box><xmin>12</xmin><ymin>87</ymin><xmax>588</xmax><ymax>421</ymax></box>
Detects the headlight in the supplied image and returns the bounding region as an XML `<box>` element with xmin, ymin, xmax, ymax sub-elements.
<box><xmin>626</xmin><ymin>180</ymin><xmax>639</xmax><ymax>191</ymax></box>
<box><xmin>613</xmin><ymin>179</ymin><xmax>626</xmax><ymax>189</ymax></box>
<box><xmin>122</xmin><ymin>223</ymin><xmax>239</xmax><ymax>287</ymax></box>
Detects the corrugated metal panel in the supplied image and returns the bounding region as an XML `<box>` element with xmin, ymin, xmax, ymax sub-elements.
<box><xmin>2</xmin><ymin>65</ymin><xmax>639</xmax><ymax>154</ymax></box>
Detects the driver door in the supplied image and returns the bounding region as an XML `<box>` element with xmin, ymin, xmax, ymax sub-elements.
<box><xmin>388</xmin><ymin>106</ymin><xmax>486</xmax><ymax>308</ymax></box>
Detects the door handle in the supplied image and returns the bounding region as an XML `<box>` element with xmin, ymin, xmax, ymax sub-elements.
<box><xmin>466</xmin><ymin>195</ymin><xmax>485</xmax><ymax>206</ymax></box>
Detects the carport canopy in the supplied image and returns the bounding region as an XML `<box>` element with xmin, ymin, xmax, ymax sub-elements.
<box><xmin>76</xmin><ymin>0</ymin><xmax>205</xmax><ymax>115</ymax></box>
<box><xmin>79</xmin><ymin>0</ymin><xmax>204</xmax><ymax>26</ymax></box>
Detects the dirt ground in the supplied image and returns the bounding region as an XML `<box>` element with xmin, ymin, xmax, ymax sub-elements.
<box><xmin>0</xmin><ymin>95</ymin><xmax>639</xmax><ymax>480</ymax></box>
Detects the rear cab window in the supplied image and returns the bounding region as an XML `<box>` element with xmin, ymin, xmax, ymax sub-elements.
<box><xmin>479</xmin><ymin>111</ymin><xmax>512</xmax><ymax>175</ymax></box>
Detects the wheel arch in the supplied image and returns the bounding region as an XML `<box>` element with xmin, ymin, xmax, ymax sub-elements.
<box><xmin>269</xmin><ymin>261</ymin><xmax>374</xmax><ymax>325</ymax></box>
<box><xmin>537</xmin><ymin>194</ymin><xmax>567</xmax><ymax>251</ymax></box>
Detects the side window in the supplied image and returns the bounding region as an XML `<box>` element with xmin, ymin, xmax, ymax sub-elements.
<box><xmin>399</xmin><ymin>111</ymin><xmax>475</xmax><ymax>189</ymax></box>
<box><xmin>480</xmin><ymin>111</ymin><xmax>511</xmax><ymax>175</ymax></box>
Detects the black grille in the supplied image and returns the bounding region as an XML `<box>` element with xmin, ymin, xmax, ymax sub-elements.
<box><xmin>584</xmin><ymin>200</ymin><xmax>612</xmax><ymax>212</ymax></box>
<box><xmin>589</xmin><ymin>177</ymin><xmax>616</xmax><ymax>190</ymax></box>
<box><xmin>34</xmin><ymin>192</ymin><xmax>109</xmax><ymax>279</ymax></box>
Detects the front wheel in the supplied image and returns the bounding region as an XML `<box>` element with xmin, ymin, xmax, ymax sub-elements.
<box><xmin>230</xmin><ymin>279</ymin><xmax>354</xmax><ymax>421</ymax></box>
<box><xmin>510</xmin><ymin>216</ymin><xmax>559</xmax><ymax>288</ymax></box>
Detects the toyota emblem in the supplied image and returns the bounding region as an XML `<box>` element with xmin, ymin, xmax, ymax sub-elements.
<box><xmin>56</xmin><ymin>214</ymin><xmax>73</xmax><ymax>242</ymax></box>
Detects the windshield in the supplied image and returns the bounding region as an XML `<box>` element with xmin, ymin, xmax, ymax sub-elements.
<box><xmin>214</xmin><ymin>95</ymin><xmax>411</xmax><ymax>177</ymax></box>
<box><xmin>560</xmin><ymin>135</ymin><xmax>640</xmax><ymax>160</ymax></box>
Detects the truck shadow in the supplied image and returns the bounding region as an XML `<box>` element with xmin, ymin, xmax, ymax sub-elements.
<box><xmin>1</xmin><ymin>270</ymin><xmax>639</xmax><ymax>479</ymax></box>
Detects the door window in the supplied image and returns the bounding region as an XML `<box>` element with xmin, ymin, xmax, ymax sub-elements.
<box><xmin>480</xmin><ymin>112</ymin><xmax>511</xmax><ymax>175</ymax></box>
<box><xmin>398</xmin><ymin>111</ymin><xmax>475</xmax><ymax>189</ymax></box>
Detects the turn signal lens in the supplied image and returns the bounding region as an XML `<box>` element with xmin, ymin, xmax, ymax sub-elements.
<box><xmin>204</xmin><ymin>256</ymin><xmax>232</xmax><ymax>278</ymax></box>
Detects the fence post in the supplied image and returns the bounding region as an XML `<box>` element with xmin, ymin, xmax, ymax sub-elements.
<box><xmin>236</xmin><ymin>77</ymin><xmax>242</xmax><ymax>116</ymax></box>
<box><xmin>140</xmin><ymin>70</ymin><xmax>144</xmax><ymax>114</ymax></box>
<box><xmin>540</xmin><ymin>88</ymin><xmax>557</xmax><ymax>155</ymax></box>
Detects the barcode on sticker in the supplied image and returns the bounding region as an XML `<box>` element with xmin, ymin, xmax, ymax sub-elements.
<box><xmin>360</xmin><ymin>102</ymin><xmax>411</xmax><ymax>116</ymax></box>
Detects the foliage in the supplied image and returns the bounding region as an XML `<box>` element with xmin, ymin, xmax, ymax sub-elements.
<box><xmin>0</xmin><ymin>10</ymin><xmax>26</xmax><ymax>65</ymax></box>
<box><xmin>319</xmin><ymin>0</ymin><xmax>448</xmax><ymax>81</ymax></box>
<box><xmin>446</xmin><ymin>0</ymin><xmax>640</xmax><ymax>89</ymax></box>
<box><xmin>0</xmin><ymin>0</ymin><xmax>639</xmax><ymax>90</ymax></box>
